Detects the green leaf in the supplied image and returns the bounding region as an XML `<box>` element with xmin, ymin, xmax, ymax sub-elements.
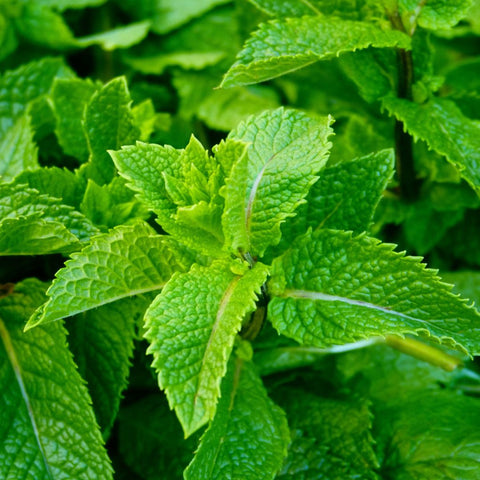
<box><xmin>382</xmin><ymin>96</ymin><xmax>480</xmax><ymax>193</ymax></box>
<box><xmin>32</xmin><ymin>0</ymin><xmax>107</xmax><ymax>11</ymax></box>
<box><xmin>268</xmin><ymin>228</ymin><xmax>480</xmax><ymax>355</ymax></box>
<box><xmin>0</xmin><ymin>183</ymin><xmax>98</xmax><ymax>255</ymax></box>
<box><xmin>51</xmin><ymin>77</ymin><xmax>99</xmax><ymax>162</ymax></box>
<box><xmin>82</xmin><ymin>77</ymin><xmax>140</xmax><ymax>184</ymax></box>
<box><xmin>0</xmin><ymin>279</ymin><xmax>112</xmax><ymax>479</ymax></box>
<box><xmin>223</xmin><ymin>107</ymin><xmax>333</xmax><ymax>257</ymax></box>
<box><xmin>144</xmin><ymin>259</ymin><xmax>269</xmax><ymax>436</ymax></box>
<box><xmin>275</xmin><ymin>389</ymin><xmax>378</xmax><ymax>479</ymax></box>
<box><xmin>67</xmin><ymin>296</ymin><xmax>151</xmax><ymax>435</ymax></box>
<box><xmin>278</xmin><ymin>149</ymin><xmax>395</xmax><ymax>253</ymax></box>
<box><xmin>399</xmin><ymin>0</ymin><xmax>474</xmax><ymax>30</ymax></box>
<box><xmin>375</xmin><ymin>391</ymin><xmax>480</xmax><ymax>479</ymax></box>
<box><xmin>27</xmin><ymin>222</ymin><xmax>192</xmax><ymax>328</ymax></box>
<box><xmin>0</xmin><ymin>113</ymin><xmax>38</xmax><ymax>182</ymax></box>
<box><xmin>220</xmin><ymin>17</ymin><xmax>410</xmax><ymax>88</ymax></box>
<box><xmin>184</xmin><ymin>356</ymin><xmax>289</xmax><ymax>479</ymax></box>
<box><xmin>117</xmin><ymin>394</ymin><xmax>199</xmax><ymax>479</ymax></box>
<box><xmin>442</xmin><ymin>271</ymin><xmax>480</xmax><ymax>307</ymax></box>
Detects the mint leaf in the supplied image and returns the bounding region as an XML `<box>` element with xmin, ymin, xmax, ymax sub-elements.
<box><xmin>68</xmin><ymin>296</ymin><xmax>151</xmax><ymax>435</ymax></box>
<box><xmin>268</xmin><ymin>228</ymin><xmax>480</xmax><ymax>355</ymax></box>
<box><xmin>83</xmin><ymin>77</ymin><xmax>140</xmax><ymax>184</ymax></box>
<box><xmin>223</xmin><ymin>107</ymin><xmax>333</xmax><ymax>257</ymax></box>
<box><xmin>51</xmin><ymin>77</ymin><xmax>99</xmax><ymax>162</ymax></box>
<box><xmin>32</xmin><ymin>0</ymin><xmax>107</xmax><ymax>11</ymax></box>
<box><xmin>220</xmin><ymin>17</ymin><xmax>410</xmax><ymax>88</ymax></box>
<box><xmin>27</xmin><ymin>222</ymin><xmax>192</xmax><ymax>328</ymax></box>
<box><xmin>0</xmin><ymin>183</ymin><xmax>97</xmax><ymax>255</ymax></box>
<box><xmin>184</xmin><ymin>357</ymin><xmax>289</xmax><ymax>479</ymax></box>
<box><xmin>375</xmin><ymin>391</ymin><xmax>480</xmax><ymax>479</ymax></box>
<box><xmin>0</xmin><ymin>279</ymin><xmax>112</xmax><ymax>479</ymax></box>
<box><xmin>276</xmin><ymin>389</ymin><xmax>378</xmax><ymax>479</ymax></box>
<box><xmin>145</xmin><ymin>259</ymin><xmax>269</xmax><ymax>436</ymax></box>
<box><xmin>382</xmin><ymin>96</ymin><xmax>480</xmax><ymax>193</ymax></box>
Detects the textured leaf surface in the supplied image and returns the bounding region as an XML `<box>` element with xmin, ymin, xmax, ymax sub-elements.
<box><xmin>375</xmin><ymin>391</ymin><xmax>480</xmax><ymax>479</ymax></box>
<box><xmin>383</xmin><ymin>96</ymin><xmax>480</xmax><ymax>193</ymax></box>
<box><xmin>276</xmin><ymin>389</ymin><xmax>378</xmax><ymax>479</ymax></box>
<box><xmin>268</xmin><ymin>228</ymin><xmax>480</xmax><ymax>354</ymax></box>
<box><xmin>0</xmin><ymin>279</ymin><xmax>112</xmax><ymax>479</ymax></box>
<box><xmin>83</xmin><ymin>77</ymin><xmax>139</xmax><ymax>184</ymax></box>
<box><xmin>67</xmin><ymin>296</ymin><xmax>151</xmax><ymax>435</ymax></box>
<box><xmin>223</xmin><ymin>107</ymin><xmax>333</xmax><ymax>257</ymax></box>
<box><xmin>184</xmin><ymin>357</ymin><xmax>289</xmax><ymax>479</ymax></box>
<box><xmin>399</xmin><ymin>0</ymin><xmax>474</xmax><ymax>30</ymax></box>
<box><xmin>279</xmin><ymin>150</ymin><xmax>394</xmax><ymax>252</ymax></box>
<box><xmin>0</xmin><ymin>183</ymin><xmax>97</xmax><ymax>255</ymax></box>
<box><xmin>145</xmin><ymin>260</ymin><xmax>269</xmax><ymax>436</ymax></box>
<box><xmin>27</xmin><ymin>222</ymin><xmax>192</xmax><ymax>328</ymax></box>
<box><xmin>118</xmin><ymin>394</ymin><xmax>199</xmax><ymax>479</ymax></box>
<box><xmin>221</xmin><ymin>17</ymin><xmax>410</xmax><ymax>87</ymax></box>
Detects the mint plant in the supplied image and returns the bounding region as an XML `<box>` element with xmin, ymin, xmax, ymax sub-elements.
<box><xmin>2</xmin><ymin>1</ymin><xmax>480</xmax><ymax>479</ymax></box>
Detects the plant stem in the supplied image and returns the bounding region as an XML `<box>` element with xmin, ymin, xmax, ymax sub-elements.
<box><xmin>385</xmin><ymin>335</ymin><xmax>463</xmax><ymax>371</ymax></box>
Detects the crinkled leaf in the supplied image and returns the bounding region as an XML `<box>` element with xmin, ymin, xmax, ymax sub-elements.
<box><xmin>67</xmin><ymin>296</ymin><xmax>151</xmax><ymax>435</ymax></box>
<box><xmin>184</xmin><ymin>357</ymin><xmax>289</xmax><ymax>479</ymax></box>
<box><xmin>375</xmin><ymin>391</ymin><xmax>480</xmax><ymax>479</ymax></box>
<box><xmin>0</xmin><ymin>279</ymin><xmax>112</xmax><ymax>479</ymax></box>
<box><xmin>223</xmin><ymin>107</ymin><xmax>333</xmax><ymax>257</ymax></box>
<box><xmin>220</xmin><ymin>17</ymin><xmax>410</xmax><ymax>88</ymax></box>
<box><xmin>279</xmin><ymin>149</ymin><xmax>395</xmax><ymax>253</ymax></box>
<box><xmin>83</xmin><ymin>77</ymin><xmax>140</xmax><ymax>185</ymax></box>
<box><xmin>144</xmin><ymin>259</ymin><xmax>269</xmax><ymax>436</ymax></box>
<box><xmin>51</xmin><ymin>77</ymin><xmax>99</xmax><ymax>162</ymax></box>
<box><xmin>27</xmin><ymin>222</ymin><xmax>193</xmax><ymax>328</ymax></box>
<box><xmin>275</xmin><ymin>389</ymin><xmax>378</xmax><ymax>479</ymax></box>
<box><xmin>268</xmin><ymin>228</ymin><xmax>480</xmax><ymax>355</ymax></box>
<box><xmin>382</xmin><ymin>96</ymin><xmax>480</xmax><ymax>193</ymax></box>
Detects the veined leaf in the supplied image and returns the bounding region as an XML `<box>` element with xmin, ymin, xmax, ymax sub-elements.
<box><xmin>0</xmin><ymin>279</ymin><xmax>112</xmax><ymax>479</ymax></box>
<box><xmin>278</xmin><ymin>149</ymin><xmax>395</xmax><ymax>253</ymax></box>
<box><xmin>67</xmin><ymin>296</ymin><xmax>152</xmax><ymax>436</ymax></box>
<box><xmin>145</xmin><ymin>259</ymin><xmax>269</xmax><ymax>436</ymax></box>
<box><xmin>268</xmin><ymin>228</ymin><xmax>480</xmax><ymax>355</ymax></box>
<box><xmin>27</xmin><ymin>222</ymin><xmax>193</xmax><ymax>329</ymax></box>
<box><xmin>220</xmin><ymin>16</ymin><xmax>410</xmax><ymax>88</ymax></box>
<box><xmin>82</xmin><ymin>77</ymin><xmax>140</xmax><ymax>185</ymax></box>
<box><xmin>382</xmin><ymin>96</ymin><xmax>480</xmax><ymax>193</ymax></box>
<box><xmin>223</xmin><ymin>107</ymin><xmax>333</xmax><ymax>257</ymax></box>
<box><xmin>184</xmin><ymin>356</ymin><xmax>289</xmax><ymax>479</ymax></box>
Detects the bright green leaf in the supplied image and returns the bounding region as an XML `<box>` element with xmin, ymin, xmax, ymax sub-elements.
<box><xmin>184</xmin><ymin>356</ymin><xmax>289</xmax><ymax>479</ymax></box>
<box><xmin>220</xmin><ymin>17</ymin><xmax>410</xmax><ymax>88</ymax></box>
<box><xmin>27</xmin><ymin>222</ymin><xmax>193</xmax><ymax>328</ymax></box>
<box><xmin>268</xmin><ymin>228</ymin><xmax>480</xmax><ymax>355</ymax></box>
<box><xmin>33</xmin><ymin>0</ymin><xmax>107</xmax><ymax>11</ymax></box>
<box><xmin>0</xmin><ymin>279</ymin><xmax>112</xmax><ymax>479</ymax></box>
<box><xmin>223</xmin><ymin>107</ymin><xmax>333</xmax><ymax>257</ymax></box>
<box><xmin>144</xmin><ymin>259</ymin><xmax>269</xmax><ymax>436</ymax></box>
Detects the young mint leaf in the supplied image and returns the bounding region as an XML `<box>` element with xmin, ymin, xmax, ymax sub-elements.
<box><xmin>399</xmin><ymin>0</ymin><xmax>474</xmax><ymax>30</ymax></box>
<box><xmin>33</xmin><ymin>0</ymin><xmax>107</xmax><ymax>11</ymax></box>
<box><xmin>118</xmin><ymin>394</ymin><xmax>200</xmax><ymax>479</ymax></box>
<box><xmin>144</xmin><ymin>259</ymin><xmax>269</xmax><ymax>436</ymax></box>
<box><xmin>27</xmin><ymin>222</ymin><xmax>193</xmax><ymax>329</ymax></box>
<box><xmin>222</xmin><ymin>107</ymin><xmax>333</xmax><ymax>257</ymax></box>
<box><xmin>0</xmin><ymin>279</ymin><xmax>112</xmax><ymax>479</ymax></box>
<box><xmin>275</xmin><ymin>389</ymin><xmax>378</xmax><ymax>479</ymax></box>
<box><xmin>184</xmin><ymin>356</ymin><xmax>289</xmax><ymax>479</ymax></box>
<box><xmin>268</xmin><ymin>228</ymin><xmax>480</xmax><ymax>355</ymax></box>
<box><xmin>375</xmin><ymin>391</ymin><xmax>480</xmax><ymax>479</ymax></box>
<box><xmin>278</xmin><ymin>149</ymin><xmax>395</xmax><ymax>253</ymax></box>
<box><xmin>220</xmin><ymin>17</ymin><xmax>411</xmax><ymax>88</ymax></box>
<box><xmin>82</xmin><ymin>77</ymin><xmax>140</xmax><ymax>185</ymax></box>
<box><xmin>68</xmin><ymin>296</ymin><xmax>151</xmax><ymax>435</ymax></box>
<box><xmin>382</xmin><ymin>96</ymin><xmax>480</xmax><ymax>193</ymax></box>
<box><xmin>0</xmin><ymin>112</ymin><xmax>38</xmax><ymax>181</ymax></box>
<box><xmin>0</xmin><ymin>183</ymin><xmax>98</xmax><ymax>255</ymax></box>
<box><xmin>51</xmin><ymin>77</ymin><xmax>99</xmax><ymax>162</ymax></box>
